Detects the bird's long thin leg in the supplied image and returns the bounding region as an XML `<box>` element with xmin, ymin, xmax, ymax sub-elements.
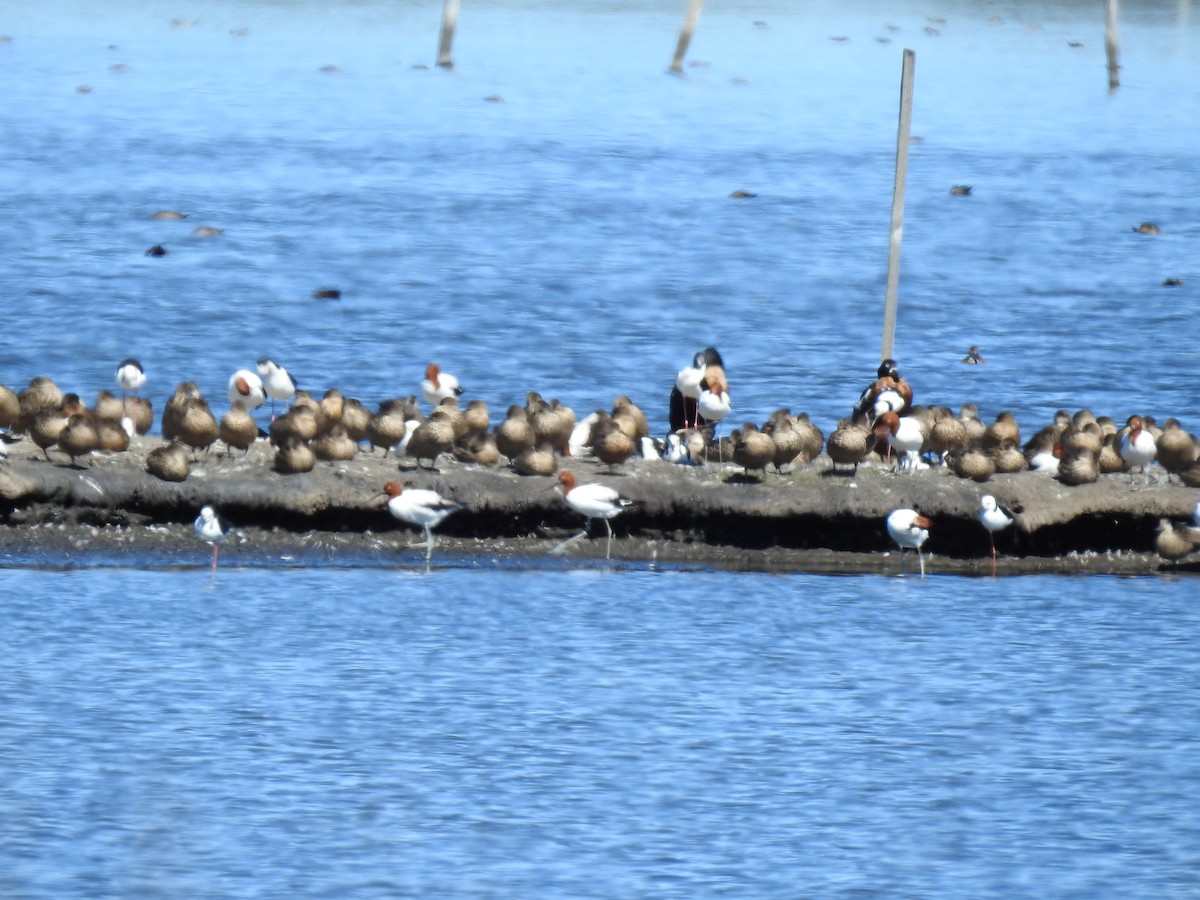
<box><xmin>990</xmin><ymin>536</ymin><xmax>998</xmax><ymax>577</ymax></box>
<box><xmin>918</xmin><ymin>547</ymin><xmax>926</xmax><ymax>578</ymax></box>
<box><xmin>604</xmin><ymin>520</ymin><xmax>613</xmax><ymax>560</ymax></box>
<box><xmin>551</xmin><ymin>529</ymin><xmax>590</xmax><ymax>556</ymax></box>
<box><xmin>425</xmin><ymin>526</ymin><xmax>434</xmax><ymax>562</ymax></box>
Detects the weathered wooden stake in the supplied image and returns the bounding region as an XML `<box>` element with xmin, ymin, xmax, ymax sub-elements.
<box><xmin>668</xmin><ymin>0</ymin><xmax>705</xmax><ymax>74</ymax></box>
<box><xmin>1105</xmin><ymin>0</ymin><xmax>1120</xmax><ymax>90</ymax></box>
<box><xmin>437</xmin><ymin>0</ymin><xmax>461</xmax><ymax>69</ymax></box>
<box><xmin>881</xmin><ymin>49</ymin><xmax>915</xmax><ymax>362</ymax></box>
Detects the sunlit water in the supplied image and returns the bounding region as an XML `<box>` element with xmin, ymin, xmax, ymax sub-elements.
<box><xmin>2</xmin><ymin>566</ymin><xmax>1199</xmax><ymax>898</ymax></box>
<box><xmin>3</xmin><ymin>2</ymin><xmax>1200</xmax><ymax>895</ymax></box>
<box><xmin>2</xmin><ymin>0</ymin><xmax>1198</xmax><ymax>434</ymax></box>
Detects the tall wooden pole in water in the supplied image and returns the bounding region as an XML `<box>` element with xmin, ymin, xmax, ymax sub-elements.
<box><xmin>1105</xmin><ymin>0</ymin><xmax>1120</xmax><ymax>89</ymax></box>
<box><xmin>437</xmin><ymin>0</ymin><xmax>461</xmax><ymax>69</ymax></box>
<box><xmin>669</xmin><ymin>0</ymin><xmax>705</xmax><ymax>73</ymax></box>
<box><xmin>881</xmin><ymin>49</ymin><xmax>915</xmax><ymax>362</ymax></box>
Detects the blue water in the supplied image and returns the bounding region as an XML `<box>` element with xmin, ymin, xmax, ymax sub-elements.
<box><xmin>4</xmin><ymin>1</ymin><xmax>1200</xmax><ymax>895</ymax></box>
<box><xmin>1</xmin><ymin>567</ymin><xmax>1198</xmax><ymax>898</ymax></box>
<box><xmin>3</xmin><ymin>0</ymin><xmax>1199</xmax><ymax>433</ymax></box>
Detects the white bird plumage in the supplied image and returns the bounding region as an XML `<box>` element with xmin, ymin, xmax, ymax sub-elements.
<box><xmin>115</xmin><ymin>358</ymin><xmax>146</xmax><ymax>395</ymax></box>
<box><xmin>1119</xmin><ymin>415</ymin><xmax>1157</xmax><ymax>484</ymax></box>
<box><xmin>421</xmin><ymin>363</ymin><xmax>463</xmax><ymax>406</ymax></box>
<box><xmin>978</xmin><ymin>494</ymin><xmax>1014</xmax><ymax>575</ymax></box>
<box><xmin>227</xmin><ymin>369</ymin><xmax>266</xmax><ymax>411</ymax></box>
<box><xmin>194</xmin><ymin>505</ymin><xmax>230</xmax><ymax>572</ymax></box>
<box><xmin>876</xmin><ymin>411</ymin><xmax>925</xmax><ymax>472</ymax></box>
<box><xmin>257</xmin><ymin>357</ymin><xmax>297</xmax><ymax>410</ymax></box>
<box><xmin>383</xmin><ymin>481</ymin><xmax>461</xmax><ymax>561</ymax></box>
<box><xmin>886</xmin><ymin>507</ymin><xmax>931</xmax><ymax>577</ymax></box>
<box><xmin>554</xmin><ymin>470</ymin><xmax>635</xmax><ymax>559</ymax></box>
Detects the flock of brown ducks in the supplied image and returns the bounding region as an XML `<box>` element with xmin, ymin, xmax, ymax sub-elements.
<box><xmin>3</xmin><ymin>365</ymin><xmax>1200</xmax><ymax>490</ymax></box>
<box><xmin>4</xmin><ymin>362</ymin><xmax>1200</xmax><ymax>564</ymax></box>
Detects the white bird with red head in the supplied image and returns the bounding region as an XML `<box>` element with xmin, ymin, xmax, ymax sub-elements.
<box><xmin>886</xmin><ymin>507</ymin><xmax>931</xmax><ymax>577</ymax></box>
<box><xmin>421</xmin><ymin>363</ymin><xmax>463</xmax><ymax>407</ymax></box>
<box><xmin>553</xmin><ymin>470</ymin><xmax>635</xmax><ymax>559</ymax></box>
<box><xmin>381</xmin><ymin>481</ymin><xmax>461</xmax><ymax>561</ymax></box>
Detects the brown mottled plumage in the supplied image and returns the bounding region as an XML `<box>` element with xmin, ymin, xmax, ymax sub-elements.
<box><xmin>732</xmin><ymin>423</ymin><xmax>775</xmax><ymax>478</ymax></box>
<box><xmin>220</xmin><ymin>400</ymin><xmax>258</xmax><ymax>456</ymax></box>
<box><xmin>826</xmin><ymin>417</ymin><xmax>871</xmax><ymax>475</ymax></box>
<box><xmin>0</xmin><ymin>383</ymin><xmax>19</xmax><ymax>429</ymax></box>
<box><xmin>57</xmin><ymin>413</ymin><xmax>99</xmax><ymax>466</ymax></box>
<box><xmin>274</xmin><ymin>434</ymin><xmax>316</xmax><ymax>474</ymax></box>
<box><xmin>405</xmin><ymin>408</ymin><xmax>456</xmax><ymax>469</ymax></box>
<box><xmin>146</xmin><ymin>441</ymin><xmax>190</xmax><ymax>482</ymax></box>
<box><xmin>513</xmin><ymin>439</ymin><xmax>557</xmax><ymax>477</ymax></box>
<box><xmin>313</xmin><ymin>423</ymin><xmax>359</xmax><ymax>461</ymax></box>
<box><xmin>947</xmin><ymin>447</ymin><xmax>994</xmax><ymax>483</ymax></box>
<box><xmin>495</xmin><ymin>405</ymin><xmax>535</xmax><ymax>461</ymax></box>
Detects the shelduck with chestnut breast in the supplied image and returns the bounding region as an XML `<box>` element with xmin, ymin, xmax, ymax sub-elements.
<box><xmin>874</xmin><ymin>411</ymin><xmax>925</xmax><ymax>472</ymax></box>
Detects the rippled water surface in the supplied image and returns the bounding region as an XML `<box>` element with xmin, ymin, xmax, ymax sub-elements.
<box><xmin>2</xmin><ymin>566</ymin><xmax>1199</xmax><ymax>898</ymax></box>
<box><xmin>3</xmin><ymin>0</ymin><xmax>1199</xmax><ymax>433</ymax></box>
<box><xmin>4</xmin><ymin>1</ymin><xmax>1200</xmax><ymax>895</ymax></box>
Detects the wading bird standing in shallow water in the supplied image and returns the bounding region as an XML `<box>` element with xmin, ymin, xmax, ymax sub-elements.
<box><xmin>381</xmin><ymin>481</ymin><xmax>461</xmax><ymax>562</ymax></box>
<box><xmin>978</xmin><ymin>494</ymin><xmax>1014</xmax><ymax>576</ymax></box>
<box><xmin>553</xmin><ymin>470</ymin><xmax>635</xmax><ymax>560</ymax></box>
<box><xmin>886</xmin><ymin>508</ymin><xmax>931</xmax><ymax>577</ymax></box>
<box><xmin>194</xmin><ymin>505</ymin><xmax>230</xmax><ymax>574</ymax></box>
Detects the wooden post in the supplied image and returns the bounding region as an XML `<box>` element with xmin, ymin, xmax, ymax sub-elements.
<box><xmin>881</xmin><ymin>49</ymin><xmax>915</xmax><ymax>362</ymax></box>
<box><xmin>668</xmin><ymin>0</ymin><xmax>704</xmax><ymax>74</ymax></box>
<box><xmin>1105</xmin><ymin>0</ymin><xmax>1120</xmax><ymax>90</ymax></box>
<box><xmin>437</xmin><ymin>0</ymin><xmax>461</xmax><ymax>69</ymax></box>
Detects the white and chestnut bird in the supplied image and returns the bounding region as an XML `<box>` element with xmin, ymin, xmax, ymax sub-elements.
<box><xmin>978</xmin><ymin>494</ymin><xmax>1014</xmax><ymax>575</ymax></box>
<box><xmin>874</xmin><ymin>411</ymin><xmax>925</xmax><ymax>472</ymax></box>
<box><xmin>886</xmin><ymin>508</ymin><xmax>931</xmax><ymax>577</ymax></box>
<box><xmin>227</xmin><ymin>369</ymin><xmax>266</xmax><ymax>411</ymax></box>
<box><xmin>670</xmin><ymin>346</ymin><xmax>726</xmax><ymax>432</ymax></box>
<box><xmin>421</xmin><ymin>363</ymin><xmax>463</xmax><ymax>406</ymax></box>
<box><xmin>381</xmin><ymin>480</ymin><xmax>461</xmax><ymax>561</ymax></box>
<box><xmin>553</xmin><ymin>470</ymin><xmax>636</xmax><ymax>559</ymax></box>
<box><xmin>194</xmin><ymin>505</ymin><xmax>231</xmax><ymax>573</ymax></box>
<box><xmin>1119</xmin><ymin>415</ymin><xmax>1157</xmax><ymax>483</ymax></box>
<box><xmin>115</xmin><ymin>358</ymin><xmax>146</xmax><ymax>397</ymax></box>
<box><xmin>257</xmin><ymin>358</ymin><xmax>297</xmax><ymax>416</ymax></box>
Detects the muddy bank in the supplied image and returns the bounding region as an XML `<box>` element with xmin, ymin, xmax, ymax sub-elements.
<box><xmin>1</xmin><ymin>436</ymin><xmax>1198</xmax><ymax>575</ymax></box>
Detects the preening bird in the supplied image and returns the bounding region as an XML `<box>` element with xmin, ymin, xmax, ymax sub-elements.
<box><xmin>886</xmin><ymin>508</ymin><xmax>931</xmax><ymax>577</ymax></box>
